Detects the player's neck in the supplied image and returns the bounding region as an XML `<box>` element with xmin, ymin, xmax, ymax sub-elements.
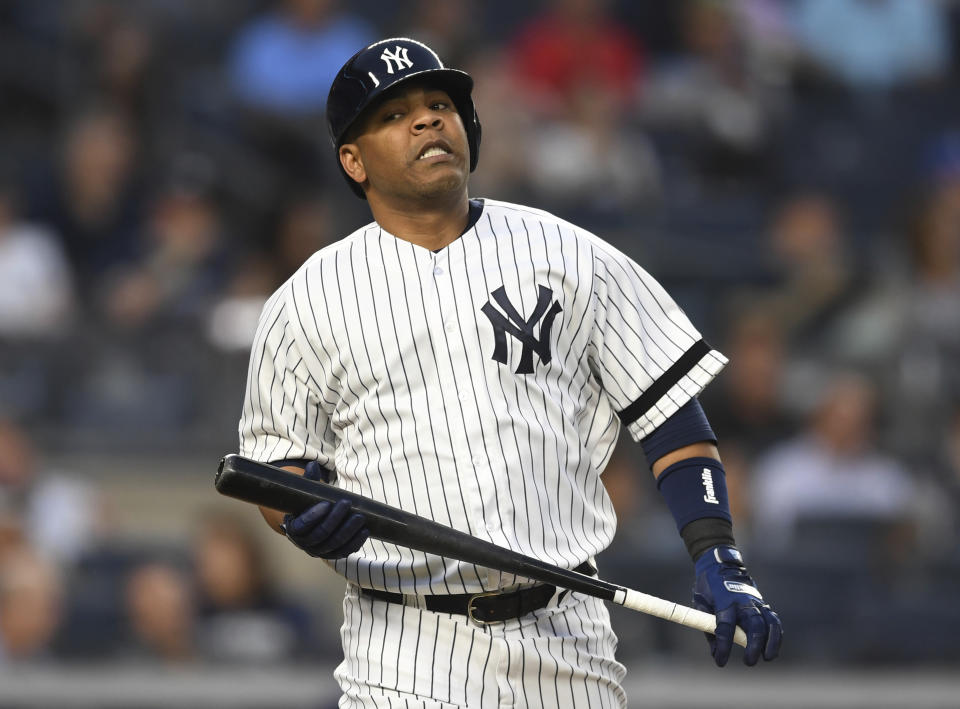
<box><xmin>369</xmin><ymin>191</ymin><xmax>470</xmax><ymax>251</ymax></box>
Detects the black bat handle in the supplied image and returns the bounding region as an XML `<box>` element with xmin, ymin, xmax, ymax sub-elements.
<box><xmin>215</xmin><ymin>455</ymin><xmax>619</xmax><ymax>602</ymax></box>
<box><xmin>216</xmin><ymin>454</ymin><xmax>412</xmax><ymax>540</ymax></box>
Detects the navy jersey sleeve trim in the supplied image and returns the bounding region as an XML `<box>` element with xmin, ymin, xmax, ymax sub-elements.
<box><xmin>617</xmin><ymin>339</ymin><xmax>711</xmax><ymax>426</ymax></box>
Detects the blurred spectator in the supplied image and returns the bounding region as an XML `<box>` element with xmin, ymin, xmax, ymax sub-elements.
<box><xmin>615</xmin><ymin>2</ymin><xmax>686</xmax><ymax>57</ymax></box>
<box><xmin>640</xmin><ymin>0</ymin><xmax>787</xmax><ymax>181</ymax></box>
<box><xmin>758</xmin><ymin>191</ymin><xmax>859</xmax><ymax>346</ymax></box>
<box><xmin>0</xmin><ymin>173</ymin><xmax>75</xmax><ymax>338</ymax></box>
<box><xmin>922</xmin><ymin>130</ymin><xmax>960</xmax><ymax>189</ymax></box>
<box><xmin>828</xmin><ymin>163</ymin><xmax>960</xmax><ymax>465</ymax></box>
<box><xmin>944</xmin><ymin>405</ymin><xmax>960</xmax><ymax>506</ymax></box>
<box><xmin>207</xmin><ymin>191</ymin><xmax>333</xmax><ymax>352</ymax></box>
<box><xmin>123</xmin><ymin>561</ymin><xmax>195</xmax><ymax>663</ymax></box>
<box><xmin>0</xmin><ymin>497</ymin><xmax>25</xmax><ymax>563</ymax></box>
<box><xmin>100</xmin><ymin>155</ymin><xmax>230</xmax><ymax>331</ymax></box>
<box><xmin>59</xmin><ymin>3</ymin><xmax>160</xmax><ymax>127</ymax></box>
<box><xmin>731</xmin><ymin>0</ymin><xmax>800</xmax><ymax>89</ymax></box>
<box><xmin>271</xmin><ymin>192</ymin><xmax>337</xmax><ymax>282</ymax></box>
<box><xmin>721</xmin><ymin>191</ymin><xmax>859</xmax><ymax>376</ymax></box>
<box><xmin>206</xmin><ymin>254</ymin><xmax>276</xmax><ymax>353</ymax></box>
<box><xmin>951</xmin><ymin>3</ymin><xmax>960</xmax><ymax>84</ymax></box>
<box><xmin>493</xmin><ymin>0</ymin><xmax>660</xmax><ymax>211</ymax></box>
<box><xmin>522</xmin><ymin>83</ymin><xmax>662</xmax><ymax>215</ymax></box>
<box><xmin>194</xmin><ymin>512</ymin><xmax>314</xmax><ymax>664</ymax></box>
<box><xmin>226</xmin><ymin>0</ymin><xmax>375</xmax><ymax>200</ymax></box>
<box><xmin>698</xmin><ymin>304</ymin><xmax>797</xmax><ymax>536</ymax></box>
<box><xmin>0</xmin><ymin>420</ymin><xmax>99</xmax><ymax>566</ymax></box>
<box><xmin>509</xmin><ymin>0</ymin><xmax>645</xmax><ymax>116</ymax></box>
<box><xmin>886</xmin><ymin>182</ymin><xmax>960</xmax><ymax>460</ymax></box>
<box><xmin>26</xmin><ymin>105</ymin><xmax>143</xmax><ymax>306</ymax></box>
<box><xmin>461</xmin><ymin>48</ymin><xmax>537</xmax><ymax>201</ymax></box>
<box><xmin>393</xmin><ymin>0</ymin><xmax>479</xmax><ymax>68</ymax></box>
<box><xmin>0</xmin><ymin>546</ymin><xmax>64</xmax><ymax>665</ymax></box>
<box><xmin>898</xmin><ymin>401</ymin><xmax>960</xmax><ymax>557</ymax></box>
<box><xmin>793</xmin><ymin>0</ymin><xmax>951</xmax><ymax>92</ymax></box>
<box><xmin>699</xmin><ymin>307</ymin><xmax>796</xmax><ymax>464</ymax></box>
<box><xmin>228</xmin><ymin>0</ymin><xmax>374</xmax><ymax>116</ymax></box>
<box><xmin>750</xmin><ymin>373</ymin><xmax>917</xmax><ymax>552</ymax></box>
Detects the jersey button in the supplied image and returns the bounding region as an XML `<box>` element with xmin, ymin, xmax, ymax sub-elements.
<box><xmin>458</xmin><ymin>391</ymin><xmax>468</xmax><ymax>401</ymax></box>
<box><xmin>445</xmin><ymin>322</ymin><xmax>455</xmax><ymax>332</ymax></box>
<box><xmin>472</xmin><ymin>455</ymin><xmax>484</xmax><ymax>466</ymax></box>
<box><xmin>434</xmin><ymin>266</ymin><xmax>444</xmax><ymax>276</ymax></box>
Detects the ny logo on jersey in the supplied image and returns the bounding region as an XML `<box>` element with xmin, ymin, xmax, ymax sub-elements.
<box><xmin>380</xmin><ymin>46</ymin><xmax>413</xmax><ymax>74</ymax></box>
<box><xmin>481</xmin><ymin>285</ymin><xmax>562</xmax><ymax>374</ymax></box>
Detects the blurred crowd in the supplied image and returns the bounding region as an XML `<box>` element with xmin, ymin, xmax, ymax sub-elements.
<box><xmin>2</xmin><ymin>0</ymin><xmax>960</xmax><ymax>669</ymax></box>
<box><xmin>0</xmin><ymin>420</ymin><xmax>321</xmax><ymax>668</ymax></box>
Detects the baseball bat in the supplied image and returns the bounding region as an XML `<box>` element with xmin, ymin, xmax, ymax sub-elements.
<box><xmin>215</xmin><ymin>454</ymin><xmax>747</xmax><ymax>647</ymax></box>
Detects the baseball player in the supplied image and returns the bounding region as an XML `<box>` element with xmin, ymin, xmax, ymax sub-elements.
<box><xmin>239</xmin><ymin>38</ymin><xmax>782</xmax><ymax>708</ymax></box>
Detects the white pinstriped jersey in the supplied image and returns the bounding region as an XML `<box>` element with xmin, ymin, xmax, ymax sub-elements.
<box><xmin>238</xmin><ymin>198</ymin><xmax>726</xmax><ymax>596</ymax></box>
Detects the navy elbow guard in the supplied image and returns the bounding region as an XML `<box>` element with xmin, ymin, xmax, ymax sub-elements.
<box><xmin>656</xmin><ymin>457</ymin><xmax>732</xmax><ymax>532</ymax></box>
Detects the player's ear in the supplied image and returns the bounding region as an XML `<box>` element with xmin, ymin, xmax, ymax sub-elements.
<box><xmin>339</xmin><ymin>144</ymin><xmax>367</xmax><ymax>187</ymax></box>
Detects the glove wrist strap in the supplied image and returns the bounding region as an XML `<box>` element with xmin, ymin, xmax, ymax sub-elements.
<box><xmin>681</xmin><ymin>518</ymin><xmax>736</xmax><ymax>562</ymax></box>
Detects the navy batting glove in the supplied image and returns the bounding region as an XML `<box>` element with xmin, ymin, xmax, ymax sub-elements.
<box><xmin>692</xmin><ymin>545</ymin><xmax>782</xmax><ymax>667</ymax></box>
<box><xmin>280</xmin><ymin>462</ymin><xmax>369</xmax><ymax>559</ymax></box>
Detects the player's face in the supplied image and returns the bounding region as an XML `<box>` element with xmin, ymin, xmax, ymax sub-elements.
<box><xmin>340</xmin><ymin>84</ymin><xmax>470</xmax><ymax>202</ymax></box>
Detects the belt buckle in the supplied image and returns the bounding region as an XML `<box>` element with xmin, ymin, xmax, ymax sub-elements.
<box><xmin>467</xmin><ymin>589</ymin><xmax>504</xmax><ymax>626</ymax></box>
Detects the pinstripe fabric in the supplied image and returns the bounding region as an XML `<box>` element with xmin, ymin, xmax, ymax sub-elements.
<box><xmin>336</xmin><ymin>585</ymin><xmax>626</xmax><ymax>708</ymax></box>
<box><xmin>238</xmin><ymin>198</ymin><xmax>726</xmax><ymax>704</ymax></box>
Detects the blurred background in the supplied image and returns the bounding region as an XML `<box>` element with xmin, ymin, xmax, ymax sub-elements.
<box><xmin>1</xmin><ymin>0</ymin><xmax>959</xmax><ymax>706</ymax></box>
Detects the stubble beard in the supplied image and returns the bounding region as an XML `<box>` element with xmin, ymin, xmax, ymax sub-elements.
<box><xmin>410</xmin><ymin>171</ymin><xmax>465</xmax><ymax>202</ymax></box>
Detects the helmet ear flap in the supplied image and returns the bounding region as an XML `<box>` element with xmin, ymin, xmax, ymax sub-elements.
<box><xmin>466</xmin><ymin>104</ymin><xmax>481</xmax><ymax>172</ymax></box>
<box><xmin>326</xmin><ymin>37</ymin><xmax>482</xmax><ymax>199</ymax></box>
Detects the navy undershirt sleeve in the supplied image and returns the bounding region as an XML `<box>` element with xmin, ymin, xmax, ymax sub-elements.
<box><xmin>640</xmin><ymin>398</ymin><xmax>716</xmax><ymax>466</ymax></box>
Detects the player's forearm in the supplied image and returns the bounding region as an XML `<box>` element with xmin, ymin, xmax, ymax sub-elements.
<box><xmin>651</xmin><ymin>441</ymin><xmax>720</xmax><ymax>478</ymax></box>
<box><xmin>259</xmin><ymin>505</ymin><xmax>286</xmax><ymax>534</ymax></box>
<box><xmin>259</xmin><ymin>465</ymin><xmax>309</xmax><ymax>534</ymax></box>
<box><xmin>641</xmin><ymin>401</ymin><xmax>734</xmax><ymax>560</ymax></box>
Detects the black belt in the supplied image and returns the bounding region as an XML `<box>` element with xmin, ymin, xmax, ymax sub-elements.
<box><xmin>360</xmin><ymin>561</ymin><xmax>596</xmax><ymax>624</ymax></box>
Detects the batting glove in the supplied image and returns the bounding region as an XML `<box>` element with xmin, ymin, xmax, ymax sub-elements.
<box><xmin>692</xmin><ymin>545</ymin><xmax>782</xmax><ymax>667</ymax></box>
<box><xmin>280</xmin><ymin>462</ymin><xmax>369</xmax><ymax>559</ymax></box>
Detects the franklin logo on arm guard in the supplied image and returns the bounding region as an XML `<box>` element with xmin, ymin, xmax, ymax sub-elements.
<box><xmin>701</xmin><ymin>467</ymin><xmax>719</xmax><ymax>504</ymax></box>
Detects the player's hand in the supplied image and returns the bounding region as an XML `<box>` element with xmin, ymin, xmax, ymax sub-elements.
<box><xmin>692</xmin><ymin>545</ymin><xmax>782</xmax><ymax>667</ymax></box>
<box><xmin>281</xmin><ymin>462</ymin><xmax>369</xmax><ymax>559</ymax></box>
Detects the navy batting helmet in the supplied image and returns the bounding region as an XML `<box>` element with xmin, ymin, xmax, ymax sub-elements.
<box><xmin>326</xmin><ymin>38</ymin><xmax>482</xmax><ymax>199</ymax></box>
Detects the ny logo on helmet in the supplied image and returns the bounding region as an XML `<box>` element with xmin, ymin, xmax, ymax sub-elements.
<box><xmin>380</xmin><ymin>46</ymin><xmax>413</xmax><ymax>74</ymax></box>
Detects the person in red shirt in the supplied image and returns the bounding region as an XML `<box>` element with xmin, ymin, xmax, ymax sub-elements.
<box><xmin>510</xmin><ymin>0</ymin><xmax>645</xmax><ymax>113</ymax></box>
